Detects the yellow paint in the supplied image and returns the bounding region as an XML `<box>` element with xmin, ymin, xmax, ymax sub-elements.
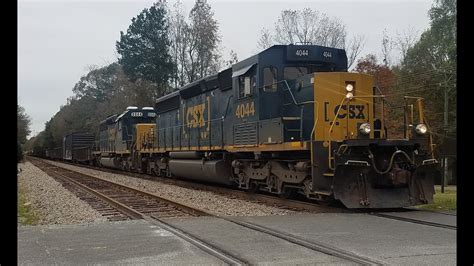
<box><xmin>135</xmin><ymin>123</ymin><xmax>156</xmax><ymax>151</ymax></box>
<box><xmin>313</xmin><ymin>72</ymin><xmax>375</xmax><ymax>141</ymax></box>
<box><xmin>137</xmin><ymin>142</ymin><xmax>309</xmax><ymax>154</ymax></box>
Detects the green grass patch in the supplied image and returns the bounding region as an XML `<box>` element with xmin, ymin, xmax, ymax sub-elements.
<box><xmin>415</xmin><ymin>186</ymin><xmax>456</xmax><ymax>211</ymax></box>
<box><xmin>18</xmin><ymin>188</ymin><xmax>38</xmax><ymax>225</ymax></box>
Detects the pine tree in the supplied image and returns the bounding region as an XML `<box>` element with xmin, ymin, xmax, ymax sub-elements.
<box><xmin>116</xmin><ymin>1</ymin><xmax>174</xmax><ymax>97</ymax></box>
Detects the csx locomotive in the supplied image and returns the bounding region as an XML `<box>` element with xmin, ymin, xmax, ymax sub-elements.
<box><xmin>49</xmin><ymin>44</ymin><xmax>440</xmax><ymax>208</ymax></box>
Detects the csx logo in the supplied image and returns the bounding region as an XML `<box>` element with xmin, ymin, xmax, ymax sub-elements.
<box><xmin>324</xmin><ymin>102</ymin><xmax>366</xmax><ymax>121</ymax></box>
<box><xmin>334</xmin><ymin>104</ymin><xmax>366</xmax><ymax>119</ymax></box>
<box><xmin>186</xmin><ymin>103</ymin><xmax>206</xmax><ymax>128</ymax></box>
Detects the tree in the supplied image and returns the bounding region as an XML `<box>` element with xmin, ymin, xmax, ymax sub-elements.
<box><xmin>256</xmin><ymin>8</ymin><xmax>365</xmax><ymax>69</ymax></box>
<box><xmin>394</xmin><ymin>27</ymin><xmax>419</xmax><ymax>65</ymax></box>
<box><xmin>397</xmin><ymin>0</ymin><xmax>456</xmax><ymax>144</ymax></box>
<box><xmin>381</xmin><ymin>29</ymin><xmax>393</xmax><ymax>67</ymax></box>
<box><xmin>168</xmin><ymin>0</ymin><xmax>222</xmax><ymax>87</ymax></box>
<box><xmin>18</xmin><ymin>140</ymin><xmax>23</xmax><ymax>162</ymax></box>
<box><xmin>354</xmin><ymin>55</ymin><xmax>402</xmax><ymax>136</ymax></box>
<box><xmin>17</xmin><ymin>104</ymin><xmax>31</xmax><ymax>144</ymax></box>
<box><xmin>116</xmin><ymin>1</ymin><xmax>173</xmax><ymax>95</ymax></box>
<box><xmin>225</xmin><ymin>50</ymin><xmax>239</xmax><ymax>67</ymax></box>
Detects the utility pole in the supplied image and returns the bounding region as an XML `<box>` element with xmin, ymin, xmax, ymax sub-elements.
<box><xmin>442</xmin><ymin>78</ymin><xmax>450</xmax><ymax>194</ymax></box>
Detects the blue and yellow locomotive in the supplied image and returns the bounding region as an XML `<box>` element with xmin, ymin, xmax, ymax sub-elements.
<box><xmin>93</xmin><ymin>44</ymin><xmax>438</xmax><ymax>209</ymax></box>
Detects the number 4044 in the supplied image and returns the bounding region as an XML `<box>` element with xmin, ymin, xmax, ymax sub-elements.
<box><xmin>236</xmin><ymin>102</ymin><xmax>255</xmax><ymax>118</ymax></box>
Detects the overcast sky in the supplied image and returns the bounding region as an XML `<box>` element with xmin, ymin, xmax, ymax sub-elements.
<box><xmin>18</xmin><ymin>0</ymin><xmax>433</xmax><ymax>137</ymax></box>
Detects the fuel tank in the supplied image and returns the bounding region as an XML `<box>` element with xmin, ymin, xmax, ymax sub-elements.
<box><xmin>100</xmin><ymin>157</ymin><xmax>120</xmax><ymax>169</ymax></box>
<box><xmin>169</xmin><ymin>159</ymin><xmax>234</xmax><ymax>185</ymax></box>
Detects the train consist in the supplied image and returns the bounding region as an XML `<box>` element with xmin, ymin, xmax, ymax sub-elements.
<box><xmin>42</xmin><ymin>44</ymin><xmax>440</xmax><ymax>208</ymax></box>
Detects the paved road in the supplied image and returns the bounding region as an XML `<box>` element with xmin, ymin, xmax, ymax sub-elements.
<box><xmin>18</xmin><ymin>213</ymin><xmax>456</xmax><ymax>265</ymax></box>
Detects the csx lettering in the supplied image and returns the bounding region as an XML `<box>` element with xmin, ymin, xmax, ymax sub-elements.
<box><xmin>186</xmin><ymin>103</ymin><xmax>206</xmax><ymax>128</ymax></box>
<box><xmin>235</xmin><ymin>102</ymin><xmax>255</xmax><ymax>119</ymax></box>
<box><xmin>334</xmin><ymin>105</ymin><xmax>365</xmax><ymax>119</ymax></box>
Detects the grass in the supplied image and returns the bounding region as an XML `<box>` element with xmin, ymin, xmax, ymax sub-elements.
<box><xmin>415</xmin><ymin>185</ymin><xmax>456</xmax><ymax>211</ymax></box>
<box><xmin>17</xmin><ymin>187</ymin><xmax>38</xmax><ymax>225</ymax></box>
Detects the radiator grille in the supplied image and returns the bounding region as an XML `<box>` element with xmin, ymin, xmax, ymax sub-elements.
<box><xmin>234</xmin><ymin>122</ymin><xmax>258</xmax><ymax>146</ymax></box>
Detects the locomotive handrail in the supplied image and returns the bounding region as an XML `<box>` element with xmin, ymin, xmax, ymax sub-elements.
<box><xmin>403</xmin><ymin>96</ymin><xmax>435</xmax><ymax>159</ymax></box>
<box><xmin>155</xmin><ymin>95</ymin><xmax>234</xmax><ymax>151</ymax></box>
<box><xmin>310</xmin><ymin>101</ymin><xmax>319</xmax><ymax>176</ymax></box>
<box><xmin>327</xmin><ymin>94</ymin><xmax>387</xmax><ymax>170</ymax></box>
<box><xmin>327</xmin><ymin>97</ymin><xmax>349</xmax><ymax>170</ymax></box>
<box><xmin>280</xmin><ymin>80</ymin><xmax>316</xmax><ymax>106</ymax></box>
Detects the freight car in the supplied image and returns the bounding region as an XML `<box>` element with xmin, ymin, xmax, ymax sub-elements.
<box><xmin>46</xmin><ymin>147</ymin><xmax>63</xmax><ymax>160</ymax></box>
<box><xmin>63</xmin><ymin>132</ymin><xmax>95</xmax><ymax>163</ymax></box>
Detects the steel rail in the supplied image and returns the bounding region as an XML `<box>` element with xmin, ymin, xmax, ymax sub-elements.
<box><xmin>219</xmin><ymin>217</ymin><xmax>385</xmax><ymax>265</ymax></box>
<box><xmin>40</xmin><ymin>157</ymin><xmax>342</xmax><ymax>214</ymax></box>
<box><xmin>30</xmin><ymin>158</ymin><xmax>247</xmax><ymax>265</ymax></box>
<box><xmin>370</xmin><ymin>212</ymin><xmax>456</xmax><ymax>230</ymax></box>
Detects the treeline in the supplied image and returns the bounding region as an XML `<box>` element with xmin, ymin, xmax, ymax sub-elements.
<box><xmin>352</xmin><ymin>0</ymin><xmax>456</xmax><ymax>155</ymax></box>
<box><xmin>27</xmin><ymin>0</ymin><xmax>229</xmax><ymax>152</ymax></box>
<box><xmin>18</xmin><ymin>105</ymin><xmax>31</xmax><ymax>161</ymax></box>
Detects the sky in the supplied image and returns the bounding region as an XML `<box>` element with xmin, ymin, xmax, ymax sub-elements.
<box><xmin>18</xmin><ymin>0</ymin><xmax>434</xmax><ymax>138</ymax></box>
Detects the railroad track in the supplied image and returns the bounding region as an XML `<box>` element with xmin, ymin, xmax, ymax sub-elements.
<box><xmin>41</xmin><ymin>157</ymin><xmax>344</xmax><ymax>214</ymax></box>
<box><xmin>369</xmin><ymin>212</ymin><xmax>456</xmax><ymax>230</ymax></box>
<box><xmin>30</xmin><ymin>158</ymin><xmax>245</xmax><ymax>264</ymax></box>
<box><xmin>31</xmin><ymin>159</ymin><xmax>205</xmax><ymax>220</ymax></box>
<box><xmin>33</xmin><ymin>158</ymin><xmax>455</xmax><ymax>233</ymax></box>
<box><xmin>31</xmin><ymin>157</ymin><xmax>384</xmax><ymax>265</ymax></box>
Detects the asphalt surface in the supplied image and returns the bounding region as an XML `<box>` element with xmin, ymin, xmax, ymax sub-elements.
<box><xmin>377</xmin><ymin>210</ymin><xmax>456</xmax><ymax>227</ymax></box>
<box><xmin>18</xmin><ymin>212</ymin><xmax>456</xmax><ymax>265</ymax></box>
<box><xmin>18</xmin><ymin>220</ymin><xmax>223</xmax><ymax>265</ymax></box>
<box><xmin>233</xmin><ymin>213</ymin><xmax>456</xmax><ymax>265</ymax></box>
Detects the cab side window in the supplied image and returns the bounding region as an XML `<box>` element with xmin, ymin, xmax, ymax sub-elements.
<box><xmin>283</xmin><ymin>67</ymin><xmax>308</xmax><ymax>80</ymax></box>
<box><xmin>263</xmin><ymin>67</ymin><xmax>278</xmax><ymax>92</ymax></box>
<box><xmin>238</xmin><ymin>67</ymin><xmax>256</xmax><ymax>98</ymax></box>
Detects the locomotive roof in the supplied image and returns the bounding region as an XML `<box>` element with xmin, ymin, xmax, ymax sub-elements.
<box><xmin>115</xmin><ymin>107</ymin><xmax>155</xmax><ymax>122</ymax></box>
<box><xmin>155</xmin><ymin>44</ymin><xmax>347</xmax><ymax>105</ymax></box>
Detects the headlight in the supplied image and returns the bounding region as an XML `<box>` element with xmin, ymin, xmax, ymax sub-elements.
<box><xmin>346</xmin><ymin>83</ymin><xmax>354</xmax><ymax>92</ymax></box>
<box><xmin>415</xmin><ymin>123</ymin><xmax>428</xmax><ymax>135</ymax></box>
<box><xmin>346</xmin><ymin>92</ymin><xmax>353</xmax><ymax>99</ymax></box>
<box><xmin>359</xmin><ymin>123</ymin><xmax>371</xmax><ymax>135</ymax></box>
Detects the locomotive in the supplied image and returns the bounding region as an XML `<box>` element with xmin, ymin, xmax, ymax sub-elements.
<box><xmin>49</xmin><ymin>44</ymin><xmax>440</xmax><ymax>209</ymax></box>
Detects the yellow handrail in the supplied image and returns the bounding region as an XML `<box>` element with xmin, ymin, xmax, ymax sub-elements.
<box><xmin>310</xmin><ymin>101</ymin><xmax>319</xmax><ymax>173</ymax></box>
<box><xmin>327</xmin><ymin>97</ymin><xmax>348</xmax><ymax>170</ymax></box>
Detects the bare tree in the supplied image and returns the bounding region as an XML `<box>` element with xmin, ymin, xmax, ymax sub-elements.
<box><xmin>346</xmin><ymin>34</ymin><xmax>366</xmax><ymax>70</ymax></box>
<box><xmin>168</xmin><ymin>0</ymin><xmax>221</xmax><ymax>86</ymax></box>
<box><xmin>381</xmin><ymin>28</ymin><xmax>393</xmax><ymax>67</ymax></box>
<box><xmin>169</xmin><ymin>0</ymin><xmax>187</xmax><ymax>88</ymax></box>
<box><xmin>189</xmin><ymin>0</ymin><xmax>220</xmax><ymax>79</ymax></box>
<box><xmin>226</xmin><ymin>49</ymin><xmax>239</xmax><ymax>67</ymax></box>
<box><xmin>394</xmin><ymin>27</ymin><xmax>419</xmax><ymax>64</ymax></box>
<box><xmin>257</xmin><ymin>27</ymin><xmax>273</xmax><ymax>50</ymax></box>
<box><xmin>257</xmin><ymin>8</ymin><xmax>365</xmax><ymax>68</ymax></box>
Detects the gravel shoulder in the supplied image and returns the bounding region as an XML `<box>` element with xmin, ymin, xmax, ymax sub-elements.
<box><xmin>46</xmin><ymin>160</ymin><xmax>302</xmax><ymax>217</ymax></box>
<box><xmin>17</xmin><ymin>161</ymin><xmax>107</xmax><ymax>226</ymax></box>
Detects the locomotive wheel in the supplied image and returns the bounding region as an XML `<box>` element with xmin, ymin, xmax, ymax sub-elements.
<box><xmin>279</xmin><ymin>187</ymin><xmax>297</xmax><ymax>199</ymax></box>
<box><xmin>247</xmin><ymin>182</ymin><xmax>259</xmax><ymax>193</ymax></box>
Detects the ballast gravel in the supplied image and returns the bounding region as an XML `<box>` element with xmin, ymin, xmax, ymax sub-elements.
<box><xmin>17</xmin><ymin>161</ymin><xmax>107</xmax><ymax>225</ymax></box>
<box><xmin>46</xmin><ymin>160</ymin><xmax>300</xmax><ymax>217</ymax></box>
